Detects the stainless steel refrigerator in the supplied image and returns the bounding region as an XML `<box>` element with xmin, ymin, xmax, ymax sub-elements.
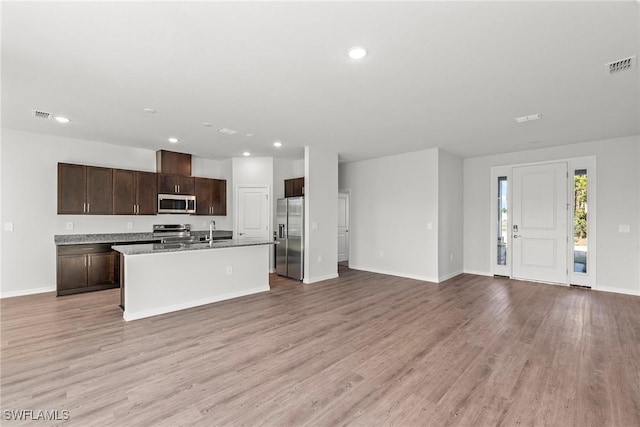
<box><xmin>276</xmin><ymin>197</ymin><xmax>304</xmax><ymax>281</ymax></box>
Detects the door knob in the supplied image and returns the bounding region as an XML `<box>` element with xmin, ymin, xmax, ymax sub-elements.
<box><xmin>513</xmin><ymin>235</ymin><xmax>521</xmax><ymax>238</ymax></box>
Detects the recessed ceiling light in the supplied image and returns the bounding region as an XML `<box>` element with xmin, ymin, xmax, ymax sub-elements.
<box><xmin>54</xmin><ymin>116</ymin><xmax>70</xmax><ymax>123</ymax></box>
<box><xmin>202</xmin><ymin>122</ymin><xmax>212</xmax><ymax>127</ymax></box>
<box><xmin>242</xmin><ymin>151</ymin><xmax>251</xmax><ymax>157</ymax></box>
<box><xmin>143</xmin><ymin>108</ymin><xmax>156</xmax><ymax>113</ymax></box>
<box><xmin>273</xmin><ymin>141</ymin><xmax>282</xmax><ymax>148</ymax></box>
<box><xmin>348</xmin><ymin>46</ymin><xmax>367</xmax><ymax>60</ymax></box>
<box><xmin>168</xmin><ymin>137</ymin><xmax>179</xmax><ymax>144</ymax></box>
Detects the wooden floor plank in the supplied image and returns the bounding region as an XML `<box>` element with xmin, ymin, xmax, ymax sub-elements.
<box><xmin>1</xmin><ymin>269</ymin><xmax>639</xmax><ymax>426</ymax></box>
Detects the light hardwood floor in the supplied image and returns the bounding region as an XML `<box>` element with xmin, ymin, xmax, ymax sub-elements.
<box><xmin>2</xmin><ymin>267</ymin><xmax>639</xmax><ymax>426</ymax></box>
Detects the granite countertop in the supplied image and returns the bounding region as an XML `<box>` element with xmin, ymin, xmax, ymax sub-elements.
<box><xmin>54</xmin><ymin>230</ymin><xmax>233</xmax><ymax>245</ymax></box>
<box><xmin>112</xmin><ymin>239</ymin><xmax>276</xmax><ymax>256</ymax></box>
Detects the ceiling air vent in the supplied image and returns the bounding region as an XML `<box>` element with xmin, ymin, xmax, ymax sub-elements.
<box><xmin>605</xmin><ymin>55</ymin><xmax>636</xmax><ymax>75</ymax></box>
<box><xmin>32</xmin><ymin>109</ymin><xmax>53</xmax><ymax>119</ymax></box>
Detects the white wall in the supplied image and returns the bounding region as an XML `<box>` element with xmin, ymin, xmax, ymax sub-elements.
<box><xmin>339</xmin><ymin>148</ymin><xmax>440</xmax><ymax>282</ymax></box>
<box><xmin>292</xmin><ymin>159</ymin><xmax>305</xmax><ymax>177</ymax></box>
<box><xmin>0</xmin><ymin>128</ymin><xmax>231</xmax><ymax>296</ymax></box>
<box><xmin>463</xmin><ymin>135</ymin><xmax>640</xmax><ymax>295</ymax></box>
<box><xmin>438</xmin><ymin>149</ymin><xmax>464</xmax><ymax>281</ymax></box>
<box><xmin>304</xmin><ymin>146</ymin><xmax>338</xmax><ymax>283</ymax></box>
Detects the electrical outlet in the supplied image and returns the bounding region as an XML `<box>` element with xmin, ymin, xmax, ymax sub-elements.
<box><xmin>317</xmin><ymin>255</ymin><xmax>323</xmax><ymax>263</ymax></box>
<box><xmin>65</xmin><ymin>222</ymin><xmax>74</xmax><ymax>230</ymax></box>
<box><xmin>450</xmin><ymin>253</ymin><xmax>454</xmax><ymax>261</ymax></box>
<box><xmin>126</xmin><ymin>222</ymin><xmax>133</xmax><ymax>230</ymax></box>
<box><xmin>379</xmin><ymin>250</ymin><xmax>384</xmax><ymax>258</ymax></box>
<box><xmin>3</xmin><ymin>222</ymin><xmax>14</xmax><ymax>232</ymax></box>
<box><xmin>427</xmin><ymin>222</ymin><xmax>433</xmax><ymax>230</ymax></box>
<box><xmin>226</xmin><ymin>266</ymin><xmax>233</xmax><ymax>275</ymax></box>
<box><xmin>312</xmin><ymin>221</ymin><xmax>318</xmax><ymax>230</ymax></box>
<box><xmin>619</xmin><ymin>224</ymin><xmax>630</xmax><ymax>233</ymax></box>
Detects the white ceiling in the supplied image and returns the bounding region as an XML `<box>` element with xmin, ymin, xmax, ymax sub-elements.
<box><xmin>2</xmin><ymin>1</ymin><xmax>639</xmax><ymax>162</ymax></box>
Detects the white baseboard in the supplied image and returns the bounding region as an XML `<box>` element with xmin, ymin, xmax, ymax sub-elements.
<box><xmin>0</xmin><ymin>286</ymin><xmax>56</xmax><ymax>299</ymax></box>
<box><xmin>463</xmin><ymin>269</ymin><xmax>493</xmax><ymax>277</ymax></box>
<box><xmin>123</xmin><ymin>285</ymin><xmax>270</xmax><ymax>321</ymax></box>
<box><xmin>348</xmin><ymin>265</ymin><xmax>439</xmax><ymax>283</ymax></box>
<box><xmin>593</xmin><ymin>286</ymin><xmax>640</xmax><ymax>297</ymax></box>
<box><xmin>438</xmin><ymin>270</ymin><xmax>463</xmax><ymax>282</ymax></box>
<box><xmin>269</xmin><ymin>268</ymin><xmax>276</xmax><ymax>273</ymax></box>
<box><xmin>303</xmin><ymin>273</ymin><xmax>339</xmax><ymax>284</ymax></box>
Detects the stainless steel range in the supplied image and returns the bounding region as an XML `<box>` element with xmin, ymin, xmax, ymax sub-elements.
<box><xmin>153</xmin><ymin>224</ymin><xmax>200</xmax><ymax>244</ymax></box>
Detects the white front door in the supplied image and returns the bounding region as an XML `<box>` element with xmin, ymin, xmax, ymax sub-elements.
<box><xmin>512</xmin><ymin>163</ymin><xmax>568</xmax><ymax>284</ymax></box>
<box><xmin>236</xmin><ymin>186</ymin><xmax>269</xmax><ymax>240</ymax></box>
<box><xmin>337</xmin><ymin>193</ymin><xmax>350</xmax><ymax>263</ymax></box>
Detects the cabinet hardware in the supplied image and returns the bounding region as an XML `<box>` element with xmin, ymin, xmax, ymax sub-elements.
<box><xmin>178</xmin><ymin>185</ymin><xmax>180</xmax><ymax>193</ymax></box>
<box><xmin>84</xmin><ymin>256</ymin><xmax>87</xmax><ymax>267</ymax></box>
<box><xmin>88</xmin><ymin>256</ymin><xmax>91</xmax><ymax>267</ymax></box>
<box><xmin>83</xmin><ymin>202</ymin><xmax>86</xmax><ymax>213</ymax></box>
<box><xmin>87</xmin><ymin>203</ymin><xmax>90</xmax><ymax>213</ymax></box>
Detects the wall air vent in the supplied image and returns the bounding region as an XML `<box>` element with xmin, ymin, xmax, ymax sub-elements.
<box><xmin>605</xmin><ymin>55</ymin><xmax>636</xmax><ymax>74</ymax></box>
<box><xmin>32</xmin><ymin>110</ymin><xmax>53</xmax><ymax>119</ymax></box>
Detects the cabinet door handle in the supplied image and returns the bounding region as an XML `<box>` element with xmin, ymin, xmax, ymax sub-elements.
<box><xmin>87</xmin><ymin>203</ymin><xmax>90</xmax><ymax>213</ymax></box>
<box><xmin>83</xmin><ymin>202</ymin><xmax>86</xmax><ymax>213</ymax></box>
<box><xmin>136</xmin><ymin>204</ymin><xmax>139</xmax><ymax>214</ymax></box>
<box><xmin>88</xmin><ymin>256</ymin><xmax>91</xmax><ymax>267</ymax></box>
<box><xmin>84</xmin><ymin>256</ymin><xmax>87</xmax><ymax>267</ymax></box>
<box><xmin>178</xmin><ymin>185</ymin><xmax>180</xmax><ymax>193</ymax></box>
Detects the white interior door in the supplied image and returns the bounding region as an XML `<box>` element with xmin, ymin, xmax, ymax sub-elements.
<box><xmin>512</xmin><ymin>163</ymin><xmax>568</xmax><ymax>284</ymax></box>
<box><xmin>337</xmin><ymin>193</ymin><xmax>350</xmax><ymax>263</ymax></box>
<box><xmin>236</xmin><ymin>186</ymin><xmax>269</xmax><ymax>240</ymax></box>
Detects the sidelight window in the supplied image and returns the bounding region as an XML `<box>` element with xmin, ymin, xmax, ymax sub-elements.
<box><xmin>497</xmin><ymin>177</ymin><xmax>508</xmax><ymax>266</ymax></box>
<box><xmin>573</xmin><ymin>169</ymin><xmax>588</xmax><ymax>273</ymax></box>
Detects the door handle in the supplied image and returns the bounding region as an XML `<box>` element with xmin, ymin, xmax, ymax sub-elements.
<box><xmin>513</xmin><ymin>235</ymin><xmax>521</xmax><ymax>238</ymax></box>
<box><xmin>239</xmin><ymin>232</ymin><xmax>245</xmax><ymax>236</ymax></box>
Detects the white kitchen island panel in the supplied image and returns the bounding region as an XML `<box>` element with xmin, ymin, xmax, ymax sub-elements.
<box><xmin>120</xmin><ymin>243</ymin><xmax>271</xmax><ymax>321</ymax></box>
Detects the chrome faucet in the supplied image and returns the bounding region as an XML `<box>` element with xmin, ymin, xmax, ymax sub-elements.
<box><xmin>209</xmin><ymin>220</ymin><xmax>216</xmax><ymax>241</ymax></box>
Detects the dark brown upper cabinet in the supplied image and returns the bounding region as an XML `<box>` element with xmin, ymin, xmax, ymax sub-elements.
<box><xmin>156</xmin><ymin>150</ymin><xmax>191</xmax><ymax>176</ymax></box>
<box><xmin>194</xmin><ymin>178</ymin><xmax>227</xmax><ymax>215</ymax></box>
<box><xmin>58</xmin><ymin>163</ymin><xmax>113</xmax><ymax>214</ymax></box>
<box><xmin>284</xmin><ymin>177</ymin><xmax>305</xmax><ymax>198</ymax></box>
<box><xmin>157</xmin><ymin>173</ymin><xmax>194</xmax><ymax>195</ymax></box>
<box><xmin>212</xmin><ymin>179</ymin><xmax>227</xmax><ymax>215</ymax></box>
<box><xmin>113</xmin><ymin>169</ymin><xmax>157</xmax><ymax>215</ymax></box>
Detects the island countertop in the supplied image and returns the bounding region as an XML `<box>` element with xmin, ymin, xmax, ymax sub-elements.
<box><xmin>112</xmin><ymin>238</ymin><xmax>276</xmax><ymax>256</ymax></box>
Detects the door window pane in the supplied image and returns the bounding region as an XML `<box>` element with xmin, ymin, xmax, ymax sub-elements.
<box><xmin>574</xmin><ymin>169</ymin><xmax>588</xmax><ymax>273</ymax></box>
<box><xmin>497</xmin><ymin>177</ymin><xmax>508</xmax><ymax>266</ymax></box>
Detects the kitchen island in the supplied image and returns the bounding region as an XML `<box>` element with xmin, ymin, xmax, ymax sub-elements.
<box><xmin>113</xmin><ymin>239</ymin><xmax>275</xmax><ymax>321</ymax></box>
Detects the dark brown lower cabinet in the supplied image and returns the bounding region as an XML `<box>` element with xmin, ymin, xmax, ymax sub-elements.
<box><xmin>57</xmin><ymin>244</ymin><xmax>119</xmax><ymax>296</ymax></box>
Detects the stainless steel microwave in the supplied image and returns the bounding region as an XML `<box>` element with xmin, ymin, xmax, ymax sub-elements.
<box><xmin>157</xmin><ymin>194</ymin><xmax>196</xmax><ymax>214</ymax></box>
